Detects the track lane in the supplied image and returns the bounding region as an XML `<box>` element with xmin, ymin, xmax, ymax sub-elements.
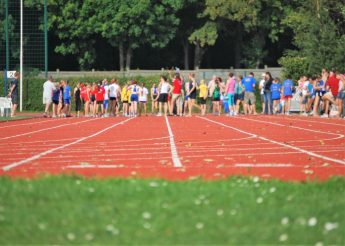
<box><xmin>2</xmin><ymin>116</ymin><xmax>182</xmax><ymax>178</ymax></box>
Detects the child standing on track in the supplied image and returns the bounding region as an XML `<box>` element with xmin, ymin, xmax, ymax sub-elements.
<box><xmin>121</xmin><ymin>84</ymin><xmax>129</xmax><ymax>117</ymax></box>
<box><xmin>139</xmin><ymin>82</ymin><xmax>149</xmax><ymax>116</ymax></box>
<box><xmin>73</xmin><ymin>82</ymin><xmax>82</xmax><ymax>117</ymax></box>
<box><xmin>225</xmin><ymin>73</ymin><xmax>236</xmax><ymax>116</ymax></box>
<box><xmin>130</xmin><ymin>81</ymin><xmax>139</xmax><ymax>117</ymax></box>
<box><xmin>151</xmin><ymin>83</ymin><xmax>159</xmax><ymax>115</ymax></box>
<box><xmin>212</xmin><ymin>78</ymin><xmax>221</xmax><ymax>115</ymax></box>
<box><xmin>270</xmin><ymin>78</ymin><xmax>281</xmax><ymax>114</ymax></box>
<box><xmin>157</xmin><ymin>76</ymin><xmax>172</xmax><ymax>116</ymax></box>
<box><xmin>235</xmin><ymin>75</ymin><xmax>244</xmax><ymax>115</ymax></box>
<box><xmin>103</xmin><ymin>79</ymin><xmax>110</xmax><ymax>117</ymax></box>
<box><xmin>63</xmin><ymin>80</ymin><xmax>71</xmax><ymax>117</ymax></box>
<box><xmin>52</xmin><ymin>82</ymin><xmax>60</xmax><ymax>118</ymax></box>
<box><xmin>90</xmin><ymin>82</ymin><xmax>97</xmax><ymax>117</ymax></box>
<box><xmin>58</xmin><ymin>81</ymin><xmax>64</xmax><ymax>117</ymax></box>
<box><xmin>282</xmin><ymin>75</ymin><xmax>294</xmax><ymax>115</ymax></box>
<box><xmin>95</xmin><ymin>82</ymin><xmax>105</xmax><ymax>117</ymax></box>
<box><xmin>199</xmin><ymin>79</ymin><xmax>208</xmax><ymax>116</ymax></box>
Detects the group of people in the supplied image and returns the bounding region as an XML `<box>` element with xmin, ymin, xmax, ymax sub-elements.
<box><xmin>41</xmin><ymin>68</ymin><xmax>345</xmax><ymax>119</ymax></box>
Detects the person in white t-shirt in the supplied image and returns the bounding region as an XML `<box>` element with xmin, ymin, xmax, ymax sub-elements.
<box><xmin>259</xmin><ymin>73</ymin><xmax>266</xmax><ymax>114</ymax></box>
<box><xmin>108</xmin><ymin>79</ymin><xmax>121</xmax><ymax>116</ymax></box>
<box><xmin>102</xmin><ymin>79</ymin><xmax>110</xmax><ymax>117</ymax></box>
<box><xmin>138</xmin><ymin>82</ymin><xmax>149</xmax><ymax>116</ymax></box>
<box><xmin>42</xmin><ymin>76</ymin><xmax>55</xmax><ymax>117</ymax></box>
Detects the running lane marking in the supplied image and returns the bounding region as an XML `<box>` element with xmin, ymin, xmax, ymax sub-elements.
<box><xmin>165</xmin><ymin>116</ymin><xmax>182</xmax><ymax>168</ymax></box>
<box><xmin>2</xmin><ymin>118</ymin><xmax>134</xmax><ymax>171</ymax></box>
<box><xmin>235</xmin><ymin>163</ymin><xmax>293</xmax><ymax>167</ymax></box>
<box><xmin>198</xmin><ymin>117</ymin><xmax>345</xmax><ymax>165</ymax></box>
<box><xmin>239</xmin><ymin>117</ymin><xmax>344</xmax><ymax>137</ymax></box>
<box><xmin>0</xmin><ymin>118</ymin><xmax>99</xmax><ymax>140</ymax></box>
<box><xmin>263</xmin><ymin>115</ymin><xmax>345</xmax><ymax>127</ymax></box>
<box><xmin>0</xmin><ymin>118</ymin><xmax>65</xmax><ymax>129</ymax></box>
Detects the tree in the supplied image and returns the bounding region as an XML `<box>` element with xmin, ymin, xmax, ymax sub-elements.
<box><xmin>188</xmin><ymin>21</ymin><xmax>218</xmax><ymax>69</ymax></box>
<box><xmin>281</xmin><ymin>0</ymin><xmax>345</xmax><ymax>74</ymax></box>
<box><xmin>85</xmin><ymin>0</ymin><xmax>182</xmax><ymax>71</ymax></box>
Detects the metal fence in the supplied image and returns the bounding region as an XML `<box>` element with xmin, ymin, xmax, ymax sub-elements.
<box><xmin>40</xmin><ymin>67</ymin><xmax>283</xmax><ymax>81</ymax></box>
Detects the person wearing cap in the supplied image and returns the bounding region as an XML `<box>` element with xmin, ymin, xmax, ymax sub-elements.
<box><xmin>259</xmin><ymin>73</ymin><xmax>266</xmax><ymax>114</ymax></box>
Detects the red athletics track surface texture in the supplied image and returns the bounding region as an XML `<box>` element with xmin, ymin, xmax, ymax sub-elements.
<box><xmin>0</xmin><ymin>115</ymin><xmax>344</xmax><ymax>181</ymax></box>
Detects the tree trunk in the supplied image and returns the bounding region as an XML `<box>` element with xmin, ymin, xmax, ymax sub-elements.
<box><xmin>125</xmin><ymin>42</ymin><xmax>132</xmax><ymax>71</ymax></box>
<box><xmin>119</xmin><ymin>42</ymin><xmax>124</xmax><ymax>71</ymax></box>
<box><xmin>182</xmin><ymin>39</ymin><xmax>190</xmax><ymax>70</ymax></box>
<box><xmin>234</xmin><ymin>23</ymin><xmax>243</xmax><ymax>68</ymax></box>
<box><xmin>193</xmin><ymin>42</ymin><xmax>205</xmax><ymax>69</ymax></box>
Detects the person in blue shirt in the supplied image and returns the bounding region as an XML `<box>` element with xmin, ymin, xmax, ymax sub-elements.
<box><xmin>311</xmin><ymin>75</ymin><xmax>326</xmax><ymax>116</ymax></box>
<box><xmin>63</xmin><ymin>80</ymin><xmax>71</xmax><ymax>116</ymax></box>
<box><xmin>270</xmin><ymin>78</ymin><xmax>281</xmax><ymax>114</ymax></box>
<box><xmin>282</xmin><ymin>75</ymin><xmax>294</xmax><ymax>115</ymax></box>
<box><xmin>241</xmin><ymin>72</ymin><xmax>257</xmax><ymax>115</ymax></box>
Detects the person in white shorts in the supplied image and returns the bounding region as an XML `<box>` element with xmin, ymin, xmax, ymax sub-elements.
<box><xmin>108</xmin><ymin>79</ymin><xmax>121</xmax><ymax>116</ymax></box>
<box><xmin>42</xmin><ymin>76</ymin><xmax>55</xmax><ymax>117</ymax></box>
<box><xmin>139</xmin><ymin>82</ymin><xmax>149</xmax><ymax>116</ymax></box>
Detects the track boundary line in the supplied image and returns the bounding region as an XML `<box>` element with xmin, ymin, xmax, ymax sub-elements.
<box><xmin>198</xmin><ymin>116</ymin><xmax>345</xmax><ymax>165</ymax></box>
<box><xmin>2</xmin><ymin>117</ymin><xmax>134</xmax><ymax>171</ymax></box>
<box><xmin>0</xmin><ymin>118</ymin><xmax>99</xmax><ymax>140</ymax></box>
<box><xmin>165</xmin><ymin>116</ymin><xmax>183</xmax><ymax>168</ymax></box>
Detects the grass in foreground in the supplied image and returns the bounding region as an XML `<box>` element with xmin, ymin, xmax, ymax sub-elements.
<box><xmin>0</xmin><ymin>176</ymin><xmax>344</xmax><ymax>245</ymax></box>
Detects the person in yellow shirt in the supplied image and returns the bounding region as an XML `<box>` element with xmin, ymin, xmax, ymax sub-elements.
<box><xmin>199</xmin><ymin>79</ymin><xmax>208</xmax><ymax>116</ymax></box>
<box><xmin>121</xmin><ymin>84</ymin><xmax>129</xmax><ymax>116</ymax></box>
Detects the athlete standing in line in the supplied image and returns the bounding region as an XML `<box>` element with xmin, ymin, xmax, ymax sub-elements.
<box><xmin>157</xmin><ymin>76</ymin><xmax>172</xmax><ymax>116</ymax></box>
<box><xmin>170</xmin><ymin>73</ymin><xmax>183</xmax><ymax>116</ymax></box>
<box><xmin>73</xmin><ymin>82</ymin><xmax>82</xmax><ymax>117</ymax></box>
<box><xmin>151</xmin><ymin>83</ymin><xmax>159</xmax><ymax>114</ymax></box>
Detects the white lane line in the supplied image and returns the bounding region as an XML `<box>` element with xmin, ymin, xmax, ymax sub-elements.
<box><xmin>198</xmin><ymin>117</ymin><xmax>345</xmax><ymax>165</ymax></box>
<box><xmin>235</xmin><ymin>163</ymin><xmax>293</xmax><ymax>167</ymax></box>
<box><xmin>2</xmin><ymin>118</ymin><xmax>134</xmax><ymax>171</ymax></box>
<box><xmin>165</xmin><ymin>116</ymin><xmax>182</xmax><ymax>168</ymax></box>
<box><xmin>262</xmin><ymin>115</ymin><xmax>345</xmax><ymax>127</ymax></box>
<box><xmin>0</xmin><ymin>118</ymin><xmax>65</xmax><ymax>129</ymax></box>
<box><xmin>239</xmin><ymin>117</ymin><xmax>344</xmax><ymax>137</ymax></box>
<box><xmin>0</xmin><ymin>118</ymin><xmax>98</xmax><ymax>140</ymax></box>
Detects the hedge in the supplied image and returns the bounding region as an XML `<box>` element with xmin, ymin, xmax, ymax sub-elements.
<box><xmin>0</xmin><ymin>74</ymin><xmax>263</xmax><ymax>113</ymax></box>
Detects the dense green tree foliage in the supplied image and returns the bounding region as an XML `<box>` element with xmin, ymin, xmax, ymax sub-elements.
<box><xmin>1</xmin><ymin>0</ymin><xmax>344</xmax><ymax>71</ymax></box>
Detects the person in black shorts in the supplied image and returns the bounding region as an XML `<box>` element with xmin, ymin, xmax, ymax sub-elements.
<box><xmin>74</xmin><ymin>82</ymin><xmax>82</xmax><ymax>117</ymax></box>
<box><xmin>187</xmin><ymin>73</ymin><xmax>200</xmax><ymax>116</ymax></box>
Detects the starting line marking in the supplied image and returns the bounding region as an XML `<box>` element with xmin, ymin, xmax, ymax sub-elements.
<box><xmin>165</xmin><ymin>116</ymin><xmax>182</xmax><ymax>168</ymax></box>
<box><xmin>2</xmin><ymin>118</ymin><xmax>134</xmax><ymax>171</ymax></box>
<box><xmin>198</xmin><ymin>117</ymin><xmax>345</xmax><ymax>166</ymax></box>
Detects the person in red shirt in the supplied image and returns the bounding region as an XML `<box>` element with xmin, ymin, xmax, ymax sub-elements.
<box><xmin>95</xmin><ymin>83</ymin><xmax>105</xmax><ymax>117</ymax></box>
<box><xmin>169</xmin><ymin>73</ymin><xmax>183</xmax><ymax>116</ymax></box>
<box><xmin>90</xmin><ymin>82</ymin><xmax>98</xmax><ymax>117</ymax></box>
<box><xmin>322</xmin><ymin>70</ymin><xmax>339</xmax><ymax>117</ymax></box>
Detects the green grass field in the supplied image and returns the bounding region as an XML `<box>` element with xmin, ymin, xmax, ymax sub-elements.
<box><xmin>0</xmin><ymin>176</ymin><xmax>344</xmax><ymax>245</ymax></box>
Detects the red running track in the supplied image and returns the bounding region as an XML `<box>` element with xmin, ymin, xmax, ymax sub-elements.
<box><xmin>0</xmin><ymin>115</ymin><xmax>344</xmax><ymax>181</ymax></box>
